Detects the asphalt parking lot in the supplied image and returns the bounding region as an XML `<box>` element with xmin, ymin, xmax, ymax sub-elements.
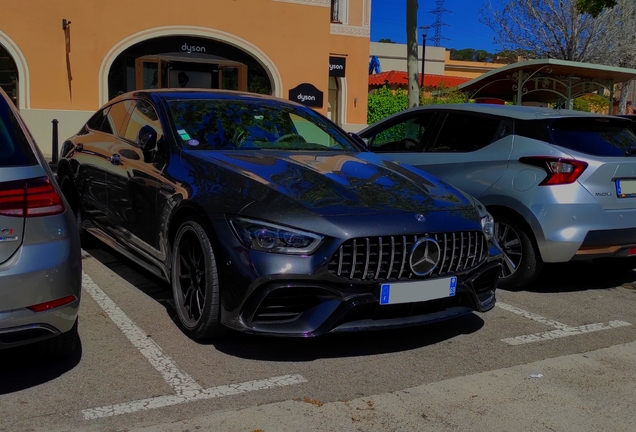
<box><xmin>2</xmin><ymin>244</ymin><xmax>636</xmax><ymax>431</ymax></box>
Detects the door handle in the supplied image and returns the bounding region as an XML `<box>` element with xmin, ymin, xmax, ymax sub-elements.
<box><xmin>109</xmin><ymin>154</ymin><xmax>122</xmax><ymax>165</ymax></box>
<box><xmin>160</xmin><ymin>184</ymin><xmax>176</xmax><ymax>195</ymax></box>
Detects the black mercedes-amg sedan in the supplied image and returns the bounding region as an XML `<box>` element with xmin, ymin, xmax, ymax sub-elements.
<box><xmin>57</xmin><ymin>89</ymin><xmax>502</xmax><ymax>339</ymax></box>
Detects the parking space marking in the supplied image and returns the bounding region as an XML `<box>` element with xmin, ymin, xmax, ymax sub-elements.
<box><xmin>82</xmin><ymin>374</ymin><xmax>308</xmax><ymax>419</ymax></box>
<box><xmin>82</xmin><ymin>273</ymin><xmax>202</xmax><ymax>394</ymax></box>
<box><xmin>497</xmin><ymin>302</ymin><xmax>632</xmax><ymax>345</ymax></box>
<box><xmin>81</xmin><ymin>272</ymin><xmax>308</xmax><ymax>419</ymax></box>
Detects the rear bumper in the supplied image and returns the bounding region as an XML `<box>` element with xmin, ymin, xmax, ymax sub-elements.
<box><xmin>0</xmin><ymin>216</ymin><xmax>81</xmax><ymax>349</ymax></box>
<box><xmin>573</xmin><ymin>227</ymin><xmax>636</xmax><ymax>259</ymax></box>
<box><xmin>531</xmin><ymin>202</ymin><xmax>636</xmax><ymax>262</ymax></box>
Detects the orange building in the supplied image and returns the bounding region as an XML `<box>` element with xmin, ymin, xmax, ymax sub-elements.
<box><xmin>0</xmin><ymin>0</ymin><xmax>371</xmax><ymax>157</ymax></box>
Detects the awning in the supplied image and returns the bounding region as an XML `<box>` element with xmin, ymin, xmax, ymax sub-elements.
<box><xmin>457</xmin><ymin>59</ymin><xmax>636</xmax><ymax>114</ymax></box>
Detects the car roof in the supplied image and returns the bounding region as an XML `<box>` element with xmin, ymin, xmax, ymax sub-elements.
<box><xmin>110</xmin><ymin>89</ymin><xmax>293</xmax><ymax>106</ymax></box>
<box><xmin>394</xmin><ymin>103</ymin><xmax>618</xmax><ymax>121</ymax></box>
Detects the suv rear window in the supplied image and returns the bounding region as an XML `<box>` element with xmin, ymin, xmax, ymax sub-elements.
<box><xmin>0</xmin><ymin>100</ymin><xmax>37</xmax><ymax>167</ymax></box>
<box><xmin>548</xmin><ymin>118</ymin><xmax>636</xmax><ymax>157</ymax></box>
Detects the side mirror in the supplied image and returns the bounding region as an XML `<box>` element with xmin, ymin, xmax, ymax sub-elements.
<box><xmin>137</xmin><ymin>125</ymin><xmax>157</xmax><ymax>162</ymax></box>
<box><xmin>348</xmin><ymin>132</ymin><xmax>369</xmax><ymax>148</ymax></box>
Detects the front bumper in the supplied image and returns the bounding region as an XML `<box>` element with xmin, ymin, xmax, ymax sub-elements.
<box><xmin>224</xmin><ymin>260</ymin><xmax>501</xmax><ymax>337</ymax></box>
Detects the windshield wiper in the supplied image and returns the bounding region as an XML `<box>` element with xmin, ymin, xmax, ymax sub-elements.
<box><xmin>625</xmin><ymin>146</ymin><xmax>636</xmax><ymax>156</ymax></box>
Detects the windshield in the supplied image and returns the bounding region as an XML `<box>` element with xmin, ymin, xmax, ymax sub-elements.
<box><xmin>167</xmin><ymin>99</ymin><xmax>358</xmax><ymax>152</ymax></box>
<box><xmin>548</xmin><ymin>118</ymin><xmax>636</xmax><ymax>157</ymax></box>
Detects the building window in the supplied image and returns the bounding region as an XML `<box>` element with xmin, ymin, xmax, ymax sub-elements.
<box><xmin>331</xmin><ymin>0</ymin><xmax>340</xmax><ymax>23</ymax></box>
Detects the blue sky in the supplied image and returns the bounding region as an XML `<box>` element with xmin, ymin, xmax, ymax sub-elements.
<box><xmin>370</xmin><ymin>0</ymin><xmax>501</xmax><ymax>53</ymax></box>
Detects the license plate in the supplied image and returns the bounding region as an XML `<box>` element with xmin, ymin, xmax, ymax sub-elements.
<box><xmin>616</xmin><ymin>179</ymin><xmax>636</xmax><ymax>198</ymax></box>
<box><xmin>379</xmin><ymin>277</ymin><xmax>457</xmax><ymax>305</ymax></box>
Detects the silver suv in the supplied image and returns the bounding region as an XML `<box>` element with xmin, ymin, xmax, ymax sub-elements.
<box><xmin>360</xmin><ymin>104</ymin><xmax>636</xmax><ymax>288</ymax></box>
<box><xmin>0</xmin><ymin>88</ymin><xmax>81</xmax><ymax>360</ymax></box>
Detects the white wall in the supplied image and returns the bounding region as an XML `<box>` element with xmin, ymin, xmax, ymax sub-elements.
<box><xmin>20</xmin><ymin>109</ymin><xmax>94</xmax><ymax>159</ymax></box>
<box><xmin>369</xmin><ymin>42</ymin><xmax>446</xmax><ymax>75</ymax></box>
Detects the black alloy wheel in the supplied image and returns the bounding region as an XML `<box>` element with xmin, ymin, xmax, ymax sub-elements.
<box><xmin>494</xmin><ymin>216</ymin><xmax>543</xmax><ymax>289</ymax></box>
<box><xmin>171</xmin><ymin>217</ymin><xmax>225</xmax><ymax>339</ymax></box>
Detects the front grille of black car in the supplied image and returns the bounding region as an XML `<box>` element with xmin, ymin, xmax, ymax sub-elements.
<box><xmin>328</xmin><ymin>231</ymin><xmax>488</xmax><ymax>281</ymax></box>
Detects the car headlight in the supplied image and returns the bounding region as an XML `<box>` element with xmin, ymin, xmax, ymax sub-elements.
<box><xmin>229</xmin><ymin>217</ymin><xmax>323</xmax><ymax>254</ymax></box>
<box><xmin>473</xmin><ymin>200</ymin><xmax>494</xmax><ymax>241</ymax></box>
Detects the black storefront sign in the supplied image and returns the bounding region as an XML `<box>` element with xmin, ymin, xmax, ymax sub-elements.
<box><xmin>329</xmin><ymin>56</ymin><xmax>346</xmax><ymax>77</ymax></box>
<box><xmin>289</xmin><ymin>83</ymin><xmax>323</xmax><ymax>108</ymax></box>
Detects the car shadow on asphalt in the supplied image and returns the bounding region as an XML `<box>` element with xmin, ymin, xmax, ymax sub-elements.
<box><xmin>85</xmin><ymin>244</ymin><xmax>486</xmax><ymax>361</ymax></box>
<box><xmin>506</xmin><ymin>260</ymin><xmax>636</xmax><ymax>293</ymax></box>
<box><xmin>208</xmin><ymin>313</ymin><xmax>484</xmax><ymax>361</ymax></box>
<box><xmin>0</xmin><ymin>340</ymin><xmax>83</xmax><ymax>394</ymax></box>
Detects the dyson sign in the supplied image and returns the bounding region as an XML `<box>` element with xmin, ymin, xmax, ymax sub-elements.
<box><xmin>181</xmin><ymin>44</ymin><xmax>207</xmax><ymax>54</ymax></box>
<box><xmin>288</xmin><ymin>83</ymin><xmax>323</xmax><ymax>108</ymax></box>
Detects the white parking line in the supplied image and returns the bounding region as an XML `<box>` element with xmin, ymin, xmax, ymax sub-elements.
<box><xmin>82</xmin><ymin>374</ymin><xmax>308</xmax><ymax>420</ymax></box>
<box><xmin>80</xmin><ymin>272</ymin><xmax>307</xmax><ymax>419</ymax></box>
<box><xmin>496</xmin><ymin>302</ymin><xmax>632</xmax><ymax>345</ymax></box>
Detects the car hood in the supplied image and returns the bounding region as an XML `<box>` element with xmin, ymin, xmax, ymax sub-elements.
<box><xmin>191</xmin><ymin>151</ymin><xmax>476</xmax><ymax>217</ymax></box>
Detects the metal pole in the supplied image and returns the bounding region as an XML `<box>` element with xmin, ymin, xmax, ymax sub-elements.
<box><xmin>420</xmin><ymin>34</ymin><xmax>426</xmax><ymax>88</ymax></box>
<box><xmin>51</xmin><ymin>119</ymin><xmax>59</xmax><ymax>164</ymax></box>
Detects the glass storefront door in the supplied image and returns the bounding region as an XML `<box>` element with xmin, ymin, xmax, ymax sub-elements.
<box><xmin>135</xmin><ymin>58</ymin><xmax>169</xmax><ymax>89</ymax></box>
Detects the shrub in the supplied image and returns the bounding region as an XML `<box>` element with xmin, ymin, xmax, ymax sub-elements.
<box><xmin>367</xmin><ymin>86</ymin><xmax>409</xmax><ymax>124</ymax></box>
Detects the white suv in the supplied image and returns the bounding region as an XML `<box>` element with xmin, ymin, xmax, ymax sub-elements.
<box><xmin>360</xmin><ymin>104</ymin><xmax>636</xmax><ymax>288</ymax></box>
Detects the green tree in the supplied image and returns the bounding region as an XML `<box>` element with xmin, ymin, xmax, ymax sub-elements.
<box><xmin>450</xmin><ymin>48</ymin><xmax>496</xmax><ymax>62</ymax></box>
<box><xmin>572</xmin><ymin>94</ymin><xmax>610</xmax><ymax>112</ymax></box>
<box><xmin>577</xmin><ymin>0</ymin><xmax>617</xmax><ymax>16</ymax></box>
<box><xmin>378</xmin><ymin>38</ymin><xmax>396</xmax><ymax>43</ymax></box>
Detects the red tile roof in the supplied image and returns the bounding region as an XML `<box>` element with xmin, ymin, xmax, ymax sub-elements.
<box><xmin>369</xmin><ymin>71</ymin><xmax>471</xmax><ymax>88</ymax></box>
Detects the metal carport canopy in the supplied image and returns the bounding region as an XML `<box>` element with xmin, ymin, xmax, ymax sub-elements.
<box><xmin>457</xmin><ymin>59</ymin><xmax>636</xmax><ymax>114</ymax></box>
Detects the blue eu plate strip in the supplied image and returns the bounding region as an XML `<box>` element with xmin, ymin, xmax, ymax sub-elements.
<box><xmin>380</xmin><ymin>284</ymin><xmax>390</xmax><ymax>305</ymax></box>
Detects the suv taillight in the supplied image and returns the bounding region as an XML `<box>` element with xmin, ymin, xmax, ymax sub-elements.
<box><xmin>519</xmin><ymin>156</ymin><xmax>588</xmax><ymax>185</ymax></box>
<box><xmin>0</xmin><ymin>177</ymin><xmax>64</xmax><ymax>217</ymax></box>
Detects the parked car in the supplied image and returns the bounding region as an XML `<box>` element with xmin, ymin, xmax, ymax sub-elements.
<box><xmin>0</xmin><ymin>88</ymin><xmax>81</xmax><ymax>360</ymax></box>
<box><xmin>618</xmin><ymin>114</ymin><xmax>636</xmax><ymax>134</ymax></box>
<box><xmin>359</xmin><ymin>104</ymin><xmax>636</xmax><ymax>289</ymax></box>
<box><xmin>57</xmin><ymin>90</ymin><xmax>502</xmax><ymax>339</ymax></box>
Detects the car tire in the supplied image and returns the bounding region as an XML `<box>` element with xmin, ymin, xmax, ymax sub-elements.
<box><xmin>593</xmin><ymin>257</ymin><xmax>636</xmax><ymax>273</ymax></box>
<box><xmin>58</xmin><ymin>174</ymin><xmax>93</xmax><ymax>248</ymax></box>
<box><xmin>171</xmin><ymin>216</ymin><xmax>226</xmax><ymax>340</ymax></box>
<box><xmin>36</xmin><ymin>318</ymin><xmax>79</xmax><ymax>361</ymax></box>
<box><xmin>493</xmin><ymin>216</ymin><xmax>543</xmax><ymax>289</ymax></box>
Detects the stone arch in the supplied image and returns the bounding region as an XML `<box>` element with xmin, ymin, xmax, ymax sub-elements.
<box><xmin>0</xmin><ymin>30</ymin><xmax>30</xmax><ymax>109</ymax></box>
<box><xmin>99</xmin><ymin>26</ymin><xmax>283</xmax><ymax>105</ymax></box>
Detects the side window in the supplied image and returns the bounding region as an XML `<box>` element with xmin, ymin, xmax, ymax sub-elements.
<box><xmin>106</xmin><ymin>101</ymin><xmax>135</xmax><ymax>137</ymax></box>
<box><xmin>86</xmin><ymin>106</ymin><xmax>113</xmax><ymax>135</ymax></box>
<box><xmin>288</xmin><ymin>113</ymin><xmax>335</xmax><ymax>147</ymax></box>
<box><xmin>431</xmin><ymin>113</ymin><xmax>501</xmax><ymax>152</ymax></box>
<box><xmin>123</xmin><ymin>100</ymin><xmax>163</xmax><ymax>144</ymax></box>
<box><xmin>367</xmin><ymin>112</ymin><xmax>436</xmax><ymax>152</ymax></box>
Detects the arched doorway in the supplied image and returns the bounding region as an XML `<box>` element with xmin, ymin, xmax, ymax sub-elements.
<box><xmin>107</xmin><ymin>35</ymin><xmax>272</xmax><ymax>100</ymax></box>
<box><xmin>0</xmin><ymin>43</ymin><xmax>18</xmax><ymax>106</ymax></box>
